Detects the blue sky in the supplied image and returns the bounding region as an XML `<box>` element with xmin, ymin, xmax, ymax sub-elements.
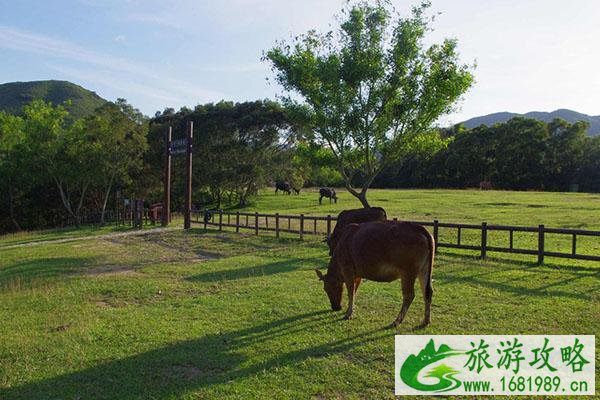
<box><xmin>1</xmin><ymin>0</ymin><xmax>599</xmax><ymax>123</ymax></box>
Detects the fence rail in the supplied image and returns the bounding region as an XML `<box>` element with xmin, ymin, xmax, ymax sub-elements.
<box><xmin>193</xmin><ymin>210</ymin><xmax>600</xmax><ymax>264</ymax></box>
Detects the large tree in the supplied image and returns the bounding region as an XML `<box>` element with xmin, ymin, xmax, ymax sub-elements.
<box><xmin>83</xmin><ymin>99</ymin><xmax>148</xmax><ymax>224</ymax></box>
<box><xmin>266</xmin><ymin>0</ymin><xmax>474</xmax><ymax>207</ymax></box>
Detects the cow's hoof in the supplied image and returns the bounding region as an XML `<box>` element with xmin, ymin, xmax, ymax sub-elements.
<box><xmin>417</xmin><ymin>320</ymin><xmax>431</xmax><ymax>329</ymax></box>
<box><xmin>390</xmin><ymin>320</ymin><xmax>402</xmax><ymax>328</ymax></box>
<box><xmin>343</xmin><ymin>314</ymin><xmax>353</xmax><ymax>320</ymax></box>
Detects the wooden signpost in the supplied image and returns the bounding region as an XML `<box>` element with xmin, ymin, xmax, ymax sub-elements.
<box><xmin>162</xmin><ymin>122</ymin><xmax>194</xmax><ymax>229</ymax></box>
<box><xmin>162</xmin><ymin>127</ymin><xmax>172</xmax><ymax>226</ymax></box>
<box><xmin>184</xmin><ymin>121</ymin><xmax>193</xmax><ymax>229</ymax></box>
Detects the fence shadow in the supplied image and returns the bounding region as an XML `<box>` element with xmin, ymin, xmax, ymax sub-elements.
<box><xmin>435</xmin><ymin>255</ymin><xmax>599</xmax><ymax>301</ymax></box>
<box><xmin>0</xmin><ymin>310</ymin><xmax>390</xmax><ymax>399</ymax></box>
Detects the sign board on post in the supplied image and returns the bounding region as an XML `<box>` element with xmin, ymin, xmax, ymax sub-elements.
<box><xmin>170</xmin><ymin>138</ymin><xmax>188</xmax><ymax>156</ymax></box>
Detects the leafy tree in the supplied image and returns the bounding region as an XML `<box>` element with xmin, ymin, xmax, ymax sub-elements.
<box><xmin>545</xmin><ymin>119</ymin><xmax>587</xmax><ymax>191</ymax></box>
<box><xmin>83</xmin><ymin>99</ymin><xmax>148</xmax><ymax>224</ymax></box>
<box><xmin>266</xmin><ymin>0</ymin><xmax>474</xmax><ymax>207</ymax></box>
<box><xmin>16</xmin><ymin>101</ymin><xmax>97</xmax><ymax>226</ymax></box>
<box><xmin>149</xmin><ymin>100</ymin><xmax>290</xmax><ymax>208</ymax></box>
<box><xmin>0</xmin><ymin>111</ymin><xmax>26</xmax><ymax>230</ymax></box>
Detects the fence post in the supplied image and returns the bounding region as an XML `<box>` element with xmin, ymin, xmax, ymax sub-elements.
<box><xmin>219</xmin><ymin>209</ymin><xmax>223</xmax><ymax>231</ymax></box>
<box><xmin>572</xmin><ymin>233</ymin><xmax>577</xmax><ymax>255</ymax></box>
<box><xmin>433</xmin><ymin>220</ymin><xmax>439</xmax><ymax>250</ymax></box>
<box><xmin>255</xmin><ymin>212</ymin><xmax>259</xmax><ymax>235</ymax></box>
<box><xmin>300</xmin><ymin>214</ymin><xmax>304</xmax><ymax>239</ymax></box>
<box><xmin>538</xmin><ymin>224</ymin><xmax>545</xmax><ymax>264</ymax></box>
<box><xmin>326</xmin><ymin>215</ymin><xmax>332</xmax><ymax>241</ymax></box>
<box><xmin>236</xmin><ymin>212</ymin><xmax>240</xmax><ymax>233</ymax></box>
<box><xmin>275</xmin><ymin>213</ymin><xmax>280</xmax><ymax>238</ymax></box>
<box><xmin>481</xmin><ymin>222</ymin><xmax>487</xmax><ymax>259</ymax></box>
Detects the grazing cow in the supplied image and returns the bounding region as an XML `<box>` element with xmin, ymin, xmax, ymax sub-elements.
<box><xmin>319</xmin><ymin>188</ymin><xmax>338</xmax><ymax>204</ymax></box>
<box><xmin>315</xmin><ymin>220</ymin><xmax>435</xmax><ymax>327</ymax></box>
<box><xmin>275</xmin><ymin>182</ymin><xmax>292</xmax><ymax>195</ymax></box>
<box><xmin>327</xmin><ymin>207</ymin><xmax>387</xmax><ymax>255</ymax></box>
<box><xmin>479</xmin><ymin>181</ymin><xmax>493</xmax><ymax>191</ymax></box>
<box><xmin>292</xmin><ymin>187</ymin><xmax>301</xmax><ymax>195</ymax></box>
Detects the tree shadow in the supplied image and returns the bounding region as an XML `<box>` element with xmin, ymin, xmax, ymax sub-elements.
<box><xmin>0</xmin><ymin>310</ymin><xmax>391</xmax><ymax>400</ymax></box>
<box><xmin>0</xmin><ymin>256</ymin><xmax>99</xmax><ymax>289</ymax></box>
<box><xmin>186</xmin><ymin>256</ymin><xmax>324</xmax><ymax>283</ymax></box>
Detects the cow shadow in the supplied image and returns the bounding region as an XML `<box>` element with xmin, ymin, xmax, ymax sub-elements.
<box><xmin>186</xmin><ymin>256</ymin><xmax>324</xmax><ymax>283</ymax></box>
<box><xmin>0</xmin><ymin>310</ymin><xmax>390</xmax><ymax>400</ymax></box>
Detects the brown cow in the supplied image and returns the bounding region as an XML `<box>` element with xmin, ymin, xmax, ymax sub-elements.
<box><xmin>316</xmin><ymin>220</ymin><xmax>435</xmax><ymax>327</ymax></box>
<box><xmin>327</xmin><ymin>207</ymin><xmax>387</xmax><ymax>255</ymax></box>
<box><xmin>479</xmin><ymin>181</ymin><xmax>493</xmax><ymax>190</ymax></box>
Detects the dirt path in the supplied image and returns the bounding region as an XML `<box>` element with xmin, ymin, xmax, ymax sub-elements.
<box><xmin>0</xmin><ymin>227</ymin><xmax>179</xmax><ymax>250</ymax></box>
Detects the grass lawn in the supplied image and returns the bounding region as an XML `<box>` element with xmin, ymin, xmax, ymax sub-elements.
<box><xmin>0</xmin><ymin>189</ymin><xmax>599</xmax><ymax>399</ymax></box>
<box><xmin>245</xmin><ymin>188</ymin><xmax>600</xmax><ymax>230</ymax></box>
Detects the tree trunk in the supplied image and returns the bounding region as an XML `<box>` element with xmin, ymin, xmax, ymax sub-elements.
<box><xmin>100</xmin><ymin>173</ymin><xmax>115</xmax><ymax>226</ymax></box>
<box><xmin>53</xmin><ymin>177</ymin><xmax>78</xmax><ymax>226</ymax></box>
<box><xmin>73</xmin><ymin>183</ymin><xmax>89</xmax><ymax>228</ymax></box>
<box><xmin>357</xmin><ymin>191</ymin><xmax>370</xmax><ymax>208</ymax></box>
<box><xmin>8</xmin><ymin>187</ymin><xmax>22</xmax><ymax>231</ymax></box>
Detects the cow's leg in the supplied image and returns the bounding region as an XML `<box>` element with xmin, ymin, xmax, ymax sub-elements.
<box><xmin>319</xmin><ymin>195</ymin><xmax>323</xmax><ymax>204</ymax></box>
<box><xmin>343</xmin><ymin>278</ymin><xmax>356</xmax><ymax>320</ymax></box>
<box><xmin>418</xmin><ymin>266</ymin><xmax>433</xmax><ymax>326</ymax></box>
<box><xmin>354</xmin><ymin>277</ymin><xmax>362</xmax><ymax>292</ymax></box>
<box><xmin>393</xmin><ymin>275</ymin><xmax>415</xmax><ymax>327</ymax></box>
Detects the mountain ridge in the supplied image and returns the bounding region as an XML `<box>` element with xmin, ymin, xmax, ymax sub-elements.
<box><xmin>460</xmin><ymin>109</ymin><xmax>600</xmax><ymax>136</ymax></box>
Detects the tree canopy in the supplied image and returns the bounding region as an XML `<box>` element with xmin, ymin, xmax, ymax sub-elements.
<box><xmin>266</xmin><ymin>0</ymin><xmax>474</xmax><ymax>207</ymax></box>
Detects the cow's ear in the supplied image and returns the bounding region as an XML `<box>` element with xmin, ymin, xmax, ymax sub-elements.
<box><xmin>315</xmin><ymin>269</ymin><xmax>324</xmax><ymax>281</ymax></box>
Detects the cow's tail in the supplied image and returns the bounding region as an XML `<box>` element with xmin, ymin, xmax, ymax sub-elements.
<box><xmin>423</xmin><ymin>227</ymin><xmax>435</xmax><ymax>304</ymax></box>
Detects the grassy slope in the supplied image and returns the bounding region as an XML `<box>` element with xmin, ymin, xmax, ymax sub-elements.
<box><xmin>0</xmin><ymin>80</ymin><xmax>107</xmax><ymax>120</ymax></box>
<box><xmin>0</xmin><ymin>190</ymin><xmax>599</xmax><ymax>399</ymax></box>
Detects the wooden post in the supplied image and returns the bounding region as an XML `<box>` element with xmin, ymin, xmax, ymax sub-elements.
<box><xmin>184</xmin><ymin>121</ymin><xmax>193</xmax><ymax>230</ymax></box>
<box><xmin>457</xmin><ymin>227</ymin><xmax>462</xmax><ymax>246</ymax></box>
<box><xmin>572</xmin><ymin>233</ymin><xmax>577</xmax><ymax>255</ymax></box>
<box><xmin>275</xmin><ymin>213</ymin><xmax>280</xmax><ymax>238</ymax></box>
<box><xmin>219</xmin><ymin>209</ymin><xmax>223</xmax><ymax>231</ymax></box>
<box><xmin>300</xmin><ymin>214</ymin><xmax>304</xmax><ymax>239</ymax></box>
<box><xmin>255</xmin><ymin>212</ymin><xmax>259</xmax><ymax>235</ymax></box>
<box><xmin>326</xmin><ymin>215</ymin><xmax>332</xmax><ymax>241</ymax></box>
<box><xmin>481</xmin><ymin>222</ymin><xmax>487</xmax><ymax>259</ymax></box>
<box><xmin>162</xmin><ymin>127</ymin><xmax>172</xmax><ymax>226</ymax></box>
<box><xmin>509</xmin><ymin>229</ymin><xmax>514</xmax><ymax>250</ymax></box>
<box><xmin>313</xmin><ymin>218</ymin><xmax>317</xmax><ymax>234</ymax></box>
<box><xmin>433</xmin><ymin>220</ymin><xmax>439</xmax><ymax>250</ymax></box>
<box><xmin>537</xmin><ymin>224</ymin><xmax>545</xmax><ymax>264</ymax></box>
<box><xmin>236</xmin><ymin>212</ymin><xmax>240</xmax><ymax>233</ymax></box>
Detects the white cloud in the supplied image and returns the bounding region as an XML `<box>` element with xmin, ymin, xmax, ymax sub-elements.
<box><xmin>114</xmin><ymin>35</ymin><xmax>126</xmax><ymax>42</ymax></box>
<box><xmin>0</xmin><ymin>24</ymin><xmax>223</xmax><ymax>106</ymax></box>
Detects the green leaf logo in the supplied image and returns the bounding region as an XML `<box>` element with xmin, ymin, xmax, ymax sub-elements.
<box><xmin>400</xmin><ymin>339</ymin><xmax>464</xmax><ymax>392</ymax></box>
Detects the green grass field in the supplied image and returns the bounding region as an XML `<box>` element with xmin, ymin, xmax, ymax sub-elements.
<box><xmin>1</xmin><ymin>189</ymin><xmax>599</xmax><ymax>399</ymax></box>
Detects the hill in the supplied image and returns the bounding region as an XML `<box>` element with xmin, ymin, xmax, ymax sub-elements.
<box><xmin>461</xmin><ymin>109</ymin><xmax>600</xmax><ymax>136</ymax></box>
<box><xmin>0</xmin><ymin>80</ymin><xmax>107</xmax><ymax>119</ymax></box>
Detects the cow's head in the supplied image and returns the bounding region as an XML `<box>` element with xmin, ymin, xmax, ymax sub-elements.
<box><xmin>315</xmin><ymin>269</ymin><xmax>343</xmax><ymax>311</ymax></box>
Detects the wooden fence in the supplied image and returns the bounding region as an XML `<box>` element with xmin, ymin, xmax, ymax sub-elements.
<box><xmin>193</xmin><ymin>210</ymin><xmax>600</xmax><ymax>264</ymax></box>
